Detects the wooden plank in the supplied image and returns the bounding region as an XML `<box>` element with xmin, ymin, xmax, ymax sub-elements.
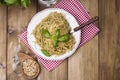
<box><xmin>37</xmin><ymin>1</ymin><xmax>68</xmax><ymax>80</ymax></box>
<box><xmin>99</xmin><ymin>0</ymin><xmax>120</xmax><ymax>80</ymax></box>
<box><xmin>0</xmin><ymin>6</ymin><xmax>7</xmax><ymax>80</ymax></box>
<box><xmin>7</xmin><ymin>0</ymin><xmax>37</xmax><ymax>80</ymax></box>
<box><xmin>38</xmin><ymin>61</ymin><xmax>68</xmax><ymax>80</ymax></box>
<box><xmin>68</xmin><ymin>0</ymin><xmax>98</xmax><ymax>80</ymax></box>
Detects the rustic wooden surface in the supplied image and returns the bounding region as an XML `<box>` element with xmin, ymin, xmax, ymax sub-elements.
<box><xmin>0</xmin><ymin>6</ymin><xmax>7</xmax><ymax>80</ymax></box>
<box><xmin>99</xmin><ymin>0</ymin><xmax>120</xmax><ymax>80</ymax></box>
<box><xmin>0</xmin><ymin>0</ymin><xmax>120</xmax><ymax>80</ymax></box>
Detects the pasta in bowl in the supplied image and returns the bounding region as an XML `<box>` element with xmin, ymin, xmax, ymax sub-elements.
<box><xmin>27</xmin><ymin>8</ymin><xmax>81</xmax><ymax>60</ymax></box>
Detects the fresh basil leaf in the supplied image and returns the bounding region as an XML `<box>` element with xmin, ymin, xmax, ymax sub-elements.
<box><xmin>52</xmin><ymin>29</ymin><xmax>60</xmax><ymax>48</ymax></box>
<box><xmin>41</xmin><ymin>49</ymin><xmax>50</xmax><ymax>57</ymax></box>
<box><xmin>21</xmin><ymin>0</ymin><xmax>30</xmax><ymax>8</ymax></box>
<box><xmin>52</xmin><ymin>35</ymin><xmax>58</xmax><ymax>48</ymax></box>
<box><xmin>14</xmin><ymin>0</ymin><xmax>21</xmax><ymax>6</ymax></box>
<box><xmin>55</xmin><ymin>29</ymin><xmax>60</xmax><ymax>37</ymax></box>
<box><xmin>0</xmin><ymin>0</ymin><xmax>4</xmax><ymax>6</ymax></box>
<box><xmin>4</xmin><ymin>0</ymin><xmax>17</xmax><ymax>5</ymax></box>
<box><xmin>41</xmin><ymin>28</ymin><xmax>51</xmax><ymax>38</ymax></box>
<box><xmin>0</xmin><ymin>2</ymin><xmax>2</xmax><ymax>6</ymax></box>
<box><xmin>0</xmin><ymin>0</ymin><xmax>31</xmax><ymax>8</ymax></box>
<box><xmin>58</xmin><ymin>34</ymin><xmax>70</xmax><ymax>42</ymax></box>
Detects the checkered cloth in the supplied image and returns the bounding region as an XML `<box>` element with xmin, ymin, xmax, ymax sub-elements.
<box><xmin>19</xmin><ymin>0</ymin><xmax>99</xmax><ymax>71</ymax></box>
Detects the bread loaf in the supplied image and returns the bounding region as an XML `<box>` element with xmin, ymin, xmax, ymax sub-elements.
<box><xmin>18</xmin><ymin>53</ymin><xmax>40</xmax><ymax>79</ymax></box>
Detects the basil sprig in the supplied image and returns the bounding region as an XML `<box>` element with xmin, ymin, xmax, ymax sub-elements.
<box><xmin>0</xmin><ymin>0</ymin><xmax>31</xmax><ymax>8</ymax></box>
<box><xmin>0</xmin><ymin>0</ymin><xmax>4</xmax><ymax>6</ymax></box>
<box><xmin>41</xmin><ymin>29</ymin><xmax>71</xmax><ymax>56</ymax></box>
<box><xmin>41</xmin><ymin>28</ymin><xmax>70</xmax><ymax>48</ymax></box>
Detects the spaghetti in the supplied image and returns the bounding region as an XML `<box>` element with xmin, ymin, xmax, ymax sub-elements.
<box><xmin>33</xmin><ymin>12</ymin><xmax>75</xmax><ymax>56</ymax></box>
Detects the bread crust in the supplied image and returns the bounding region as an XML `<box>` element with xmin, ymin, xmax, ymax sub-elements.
<box><xmin>18</xmin><ymin>53</ymin><xmax>40</xmax><ymax>79</ymax></box>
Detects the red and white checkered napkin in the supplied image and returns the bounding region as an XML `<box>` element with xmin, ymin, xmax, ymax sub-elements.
<box><xmin>19</xmin><ymin>0</ymin><xmax>99</xmax><ymax>71</ymax></box>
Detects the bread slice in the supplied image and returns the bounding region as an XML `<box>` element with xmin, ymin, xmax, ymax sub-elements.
<box><xmin>18</xmin><ymin>53</ymin><xmax>40</xmax><ymax>79</ymax></box>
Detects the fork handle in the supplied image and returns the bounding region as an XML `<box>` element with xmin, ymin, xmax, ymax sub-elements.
<box><xmin>74</xmin><ymin>16</ymin><xmax>99</xmax><ymax>32</ymax></box>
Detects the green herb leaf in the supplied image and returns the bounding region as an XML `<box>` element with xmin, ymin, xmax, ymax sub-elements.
<box><xmin>52</xmin><ymin>35</ymin><xmax>58</xmax><ymax>47</ymax></box>
<box><xmin>21</xmin><ymin>0</ymin><xmax>30</xmax><ymax>8</ymax></box>
<box><xmin>0</xmin><ymin>0</ymin><xmax>4</xmax><ymax>6</ymax></box>
<box><xmin>55</xmin><ymin>29</ymin><xmax>60</xmax><ymax>37</ymax></box>
<box><xmin>14</xmin><ymin>0</ymin><xmax>21</xmax><ymax>6</ymax></box>
<box><xmin>41</xmin><ymin>49</ymin><xmax>50</xmax><ymax>57</ymax></box>
<box><xmin>4</xmin><ymin>0</ymin><xmax>17</xmax><ymax>5</ymax></box>
<box><xmin>58</xmin><ymin>34</ymin><xmax>70</xmax><ymax>42</ymax></box>
<box><xmin>41</xmin><ymin>28</ymin><xmax>51</xmax><ymax>38</ymax></box>
<box><xmin>52</xmin><ymin>29</ymin><xmax>60</xmax><ymax>48</ymax></box>
<box><xmin>0</xmin><ymin>0</ymin><xmax>31</xmax><ymax>8</ymax></box>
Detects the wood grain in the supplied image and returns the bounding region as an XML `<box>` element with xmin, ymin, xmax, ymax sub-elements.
<box><xmin>7</xmin><ymin>0</ymin><xmax>37</xmax><ymax>80</ymax></box>
<box><xmin>0</xmin><ymin>6</ymin><xmax>7</xmax><ymax>80</ymax></box>
<box><xmin>99</xmin><ymin>0</ymin><xmax>120</xmax><ymax>80</ymax></box>
<box><xmin>38</xmin><ymin>61</ymin><xmax>68</xmax><ymax>80</ymax></box>
<box><xmin>68</xmin><ymin>0</ymin><xmax>98</xmax><ymax>80</ymax></box>
<box><xmin>1</xmin><ymin>0</ymin><xmax>120</xmax><ymax>80</ymax></box>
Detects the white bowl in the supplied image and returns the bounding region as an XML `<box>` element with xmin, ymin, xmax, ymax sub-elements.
<box><xmin>27</xmin><ymin>8</ymin><xmax>81</xmax><ymax>60</ymax></box>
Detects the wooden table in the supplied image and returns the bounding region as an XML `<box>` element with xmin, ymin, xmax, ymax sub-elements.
<box><xmin>0</xmin><ymin>0</ymin><xmax>120</xmax><ymax>80</ymax></box>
